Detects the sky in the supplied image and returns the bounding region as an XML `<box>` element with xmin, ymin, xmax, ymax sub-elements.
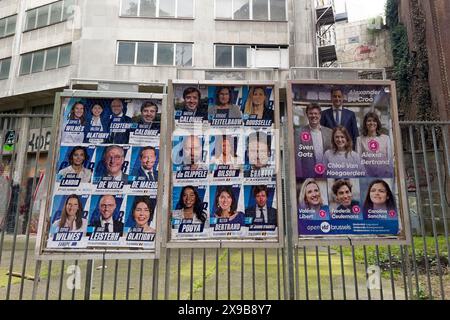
<box><xmin>334</xmin><ymin>0</ymin><xmax>387</xmax><ymax>22</ymax></box>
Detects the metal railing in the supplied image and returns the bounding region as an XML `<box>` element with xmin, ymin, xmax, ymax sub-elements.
<box><xmin>0</xmin><ymin>113</ymin><xmax>448</xmax><ymax>300</ymax></box>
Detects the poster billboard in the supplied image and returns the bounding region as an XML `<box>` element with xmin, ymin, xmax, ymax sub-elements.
<box><xmin>36</xmin><ymin>91</ymin><xmax>166</xmax><ymax>259</ymax></box>
<box><xmin>287</xmin><ymin>80</ymin><xmax>409</xmax><ymax>245</ymax></box>
<box><xmin>166</xmin><ymin>81</ymin><xmax>283</xmax><ymax>248</ymax></box>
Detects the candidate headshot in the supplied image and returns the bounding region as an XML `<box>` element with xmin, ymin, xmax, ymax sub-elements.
<box><xmin>182</xmin><ymin>135</ymin><xmax>204</xmax><ymax>168</ymax></box>
<box><xmin>213</xmin><ymin>186</ymin><xmax>244</xmax><ymax>224</ymax></box>
<box><xmin>107</xmin><ymin>98</ymin><xmax>133</xmax><ymax>144</ymax></box>
<box><xmin>209</xmin><ymin>86</ymin><xmax>243</xmax><ymax>119</ymax></box>
<box><xmin>298</xmin><ymin>178</ymin><xmax>329</xmax><ymax>219</ymax></box>
<box><xmin>243</xmin><ymin>86</ymin><xmax>273</xmax><ymax>121</ymax></box>
<box><xmin>102</xmin><ymin>145</ymin><xmax>128</xmax><ymax>182</ymax></box>
<box><xmin>362</xmin><ymin>179</ymin><xmax>397</xmax><ymax>213</ymax></box>
<box><xmin>58</xmin><ymin>146</ymin><xmax>92</xmax><ymax>183</ymax></box>
<box><xmin>172</xmin><ymin>186</ymin><xmax>207</xmax><ymax>224</ymax></box>
<box><xmin>90</xmin><ymin>195</ymin><xmax>124</xmax><ymax>235</ymax></box>
<box><xmin>68</xmin><ymin>101</ymin><xmax>86</xmax><ymax>125</ymax></box>
<box><xmin>62</xmin><ymin>102</ymin><xmax>86</xmax><ymax>143</ymax></box>
<box><xmin>211</xmin><ymin>135</ymin><xmax>238</xmax><ymax>166</ymax></box>
<box><xmin>137</xmin><ymin>146</ymin><xmax>158</xmax><ymax>181</ymax></box>
<box><xmin>245</xmin><ymin>185</ymin><xmax>277</xmax><ymax>225</ymax></box>
<box><xmin>247</xmin><ymin>131</ymin><xmax>271</xmax><ymax>169</ymax></box>
<box><xmin>51</xmin><ymin>194</ymin><xmax>87</xmax><ymax>234</ymax></box>
<box><xmin>130</xmin><ymin>197</ymin><xmax>156</xmax><ymax>233</ymax></box>
<box><xmin>137</xmin><ymin>101</ymin><xmax>160</xmax><ymax>129</ymax></box>
<box><xmin>331</xmin><ymin>179</ymin><xmax>359</xmax><ymax>211</ymax></box>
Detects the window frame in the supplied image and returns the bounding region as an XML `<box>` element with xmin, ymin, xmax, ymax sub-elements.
<box><xmin>19</xmin><ymin>44</ymin><xmax>71</xmax><ymax>76</ymax></box>
<box><xmin>214</xmin><ymin>44</ymin><xmax>288</xmax><ymax>68</ymax></box>
<box><xmin>0</xmin><ymin>14</ymin><xmax>18</xmax><ymax>39</ymax></box>
<box><xmin>116</xmin><ymin>41</ymin><xmax>193</xmax><ymax>67</ymax></box>
<box><xmin>24</xmin><ymin>0</ymin><xmax>73</xmax><ymax>32</ymax></box>
<box><xmin>0</xmin><ymin>57</ymin><xmax>12</xmax><ymax>80</ymax></box>
<box><xmin>214</xmin><ymin>0</ymin><xmax>287</xmax><ymax>21</ymax></box>
<box><xmin>120</xmin><ymin>0</ymin><xmax>195</xmax><ymax>19</ymax></box>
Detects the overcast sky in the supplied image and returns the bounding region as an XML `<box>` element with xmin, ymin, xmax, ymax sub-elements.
<box><xmin>334</xmin><ymin>0</ymin><xmax>387</xmax><ymax>21</ymax></box>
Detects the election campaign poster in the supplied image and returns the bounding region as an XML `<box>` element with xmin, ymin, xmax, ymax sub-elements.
<box><xmin>37</xmin><ymin>92</ymin><xmax>166</xmax><ymax>259</ymax></box>
<box><xmin>167</xmin><ymin>81</ymin><xmax>283</xmax><ymax>247</ymax></box>
<box><xmin>287</xmin><ymin>80</ymin><xmax>409</xmax><ymax>245</ymax></box>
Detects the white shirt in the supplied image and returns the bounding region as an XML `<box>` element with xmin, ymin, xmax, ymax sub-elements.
<box><xmin>310</xmin><ymin>125</ymin><xmax>324</xmax><ymax>163</ymax></box>
<box><xmin>256</xmin><ymin>205</ymin><xmax>268</xmax><ymax>223</ymax></box>
<box><xmin>101</xmin><ymin>217</ymin><xmax>114</xmax><ymax>232</ymax></box>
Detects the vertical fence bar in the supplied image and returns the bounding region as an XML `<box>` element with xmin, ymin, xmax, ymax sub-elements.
<box><xmin>45</xmin><ymin>260</ymin><xmax>52</xmax><ymax>300</ymax></box>
<box><xmin>419</xmin><ymin>126</ymin><xmax>445</xmax><ymax>299</ymax></box>
<box><xmin>190</xmin><ymin>248</ymin><xmax>194</xmax><ymax>300</ymax></box>
<box><xmin>126</xmin><ymin>260</ymin><xmax>132</xmax><ymax>300</ymax></box>
<box><xmin>294</xmin><ymin>246</ymin><xmax>299</xmax><ymax>300</ymax></box>
<box><xmin>277</xmin><ymin>248</ymin><xmax>281</xmax><ymax>300</ymax></box>
<box><xmin>71</xmin><ymin>260</ymin><xmax>78</xmax><ymax>300</ymax></box>
<box><xmin>113</xmin><ymin>260</ymin><xmax>119</xmax><ymax>300</ymax></box>
<box><xmin>252</xmin><ymin>248</ymin><xmax>256</xmax><ymax>300</ymax></box>
<box><xmin>339</xmin><ymin>246</ymin><xmax>346</xmax><ymax>300</ymax></box>
<box><xmin>351</xmin><ymin>246</ymin><xmax>359</xmax><ymax>300</ymax></box>
<box><xmin>399</xmin><ymin>246</ymin><xmax>409</xmax><ymax>300</ymax></box>
<box><xmin>303</xmin><ymin>246</ymin><xmax>309</xmax><ymax>300</ymax></box>
<box><xmin>164</xmin><ymin>248</ymin><xmax>171</xmax><ymax>300</ymax></box>
<box><xmin>315</xmin><ymin>246</ymin><xmax>321</xmax><ymax>300</ymax></box>
<box><xmin>375</xmin><ymin>246</ymin><xmax>384</xmax><ymax>300</ymax></box>
<box><xmin>58</xmin><ymin>260</ymin><xmax>65</xmax><ymax>300</ymax></box>
<box><xmin>264</xmin><ymin>248</ymin><xmax>269</xmax><ymax>300</ymax></box>
<box><xmin>327</xmin><ymin>246</ymin><xmax>334</xmax><ymax>300</ymax></box>
<box><xmin>177</xmin><ymin>249</ymin><xmax>181</xmax><ymax>300</ymax></box>
<box><xmin>440</xmin><ymin>124</ymin><xmax>450</xmax><ymax>267</ymax></box>
<box><xmin>432</xmin><ymin>126</ymin><xmax>450</xmax><ymax>266</ymax></box>
<box><xmin>100</xmin><ymin>257</ymin><xmax>106</xmax><ymax>300</ymax></box>
<box><xmin>227</xmin><ymin>248</ymin><xmax>231</xmax><ymax>300</ymax></box>
<box><xmin>203</xmin><ymin>248</ymin><xmax>206</xmax><ymax>300</ymax></box>
<box><xmin>139</xmin><ymin>259</ymin><xmax>144</xmax><ymax>300</ymax></box>
<box><xmin>408</xmin><ymin>126</ymin><xmax>433</xmax><ymax>297</ymax></box>
<box><xmin>363</xmin><ymin>246</ymin><xmax>371</xmax><ymax>300</ymax></box>
<box><xmin>241</xmin><ymin>248</ymin><xmax>244</xmax><ymax>300</ymax></box>
<box><xmin>152</xmin><ymin>259</ymin><xmax>159</xmax><ymax>300</ymax></box>
<box><xmin>215</xmin><ymin>248</ymin><xmax>219</xmax><ymax>300</ymax></box>
<box><xmin>387</xmin><ymin>246</ymin><xmax>396</xmax><ymax>300</ymax></box>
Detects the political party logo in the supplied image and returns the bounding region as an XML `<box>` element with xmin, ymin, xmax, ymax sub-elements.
<box><xmin>352</xmin><ymin>205</ymin><xmax>361</xmax><ymax>214</ymax></box>
<box><xmin>368</xmin><ymin>139</ymin><xmax>379</xmax><ymax>152</ymax></box>
<box><xmin>320</xmin><ymin>222</ymin><xmax>331</xmax><ymax>233</ymax></box>
<box><xmin>319</xmin><ymin>210</ymin><xmax>327</xmax><ymax>218</ymax></box>
<box><xmin>301</xmin><ymin>131</ymin><xmax>311</xmax><ymax>143</ymax></box>
<box><xmin>314</xmin><ymin>163</ymin><xmax>325</xmax><ymax>175</ymax></box>
<box><xmin>389</xmin><ymin>210</ymin><xmax>396</xmax><ymax>217</ymax></box>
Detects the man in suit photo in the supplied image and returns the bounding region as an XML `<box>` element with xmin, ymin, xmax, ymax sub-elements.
<box><xmin>245</xmin><ymin>185</ymin><xmax>277</xmax><ymax>226</ymax></box>
<box><xmin>320</xmin><ymin>87</ymin><xmax>359</xmax><ymax>148</ymax></box>
<box><xmin>107</xmin><ymin>98</ymin><xmax>133</xmax><ymax>144</ymax></box>
<box><xmin>182</xmin><ymin>87</ymin><xmax>207</xmax><ymax>120</ymax></box>
<box><xmin>136</xmin><ymin>101</ymin><xmax>160</xmax><ymax>130</ymax></box>
<box><xmin>90</xmin><ymin>195</ymin><xmax>124</xmax><ymax>236</ymax></box>
<box><xmin>295</xmin><ymin>103</ymin><xmax>333</xmax><ymax>178</ymax></box>
<box><xmin>102</xmin><ymin>145</ymin><xmax>128</xmax><ymax>183</ymax></box>
<box><xmin>136</xmin><ymin>146</ymin><xmax>158</xmax><ymax>181</ymax></box>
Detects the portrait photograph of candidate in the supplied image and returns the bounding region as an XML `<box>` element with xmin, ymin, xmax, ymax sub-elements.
<box><xmin>246</xmin><ymin>131</ymin><xmax>273</xmax><ymax>170</ymax></box>
<box><xmin>362</xmin><ymin>179</ymin><xmax>397</xmax><ymax>215</ymax></box>
<box><xmin>297</xmin><ymin>178</ymin><xmax>329</xmax><ymax>219</ymax></box>
<box><xmin>50</xmin><ymin>194</ymin><xmax>87</xmax><ymax>234</ymax></box>
<box><xmin>172</xmin><ymin>185</ymin><xmax>208</xmax><ymax>224</ymax></box>
<box><xmin>107</xmin><ymin>98</ymin><xmax>133</xmax><ymax>144</ymax></box>
<box><xmin>135</xmin><ymin>101</ymin><xmax>160</xmax><ymax>130</ymax></box>
<box><xmin>181</xmin><ymin>135</ymin><xmax>206</xmax><ymax>169</ymax></box>
<box><xmin>243</xmin><ymin>86</ymin><xmax>274</xmax><ymax>121</ymax></box>
<box><xmin>57</xmin><ymin>146</ymin><xmax>92</xmax><ymax>183</ymax></box>
<box><xmin>208</xmin><ymin>86</ymin><xmax>243</xmax><ymax>119</ymax></box>
<box><xmin>294</xmin><ymin>103</ymin><xmax>333</xmax><ymax>178</ymax></box>
<box><xmin>83</xmin><ymin>103</ymin><xmax>109</xmax><ymax>143</ymax></box>
<box><xmin>320</xmin><ymin>87</ymin><xmax>359</xmax><ymax>148</ymax></box>
<box><xmin>126</xmin><ymin>196</ymin><xmax>156</xmax><ymax>233</ymax></box>
<box><xmin>98</xmin><ymin>145</ymin><xmax>129</xmax><ymax>183</ymax></box>
<box><xmin>134</xmin><ymin>146</ymin><xmax>158</xmax><ymax>181</ymax></box>
<box><xmin>212</xmin><ymin>185</ymin><xmax>245</xmax><ymax>224</ymax></box>
<box><xmin>180</xmin><ymin>87</ymin><xmax>207</xmax><ymax>119</ymax></box>
<box><xmin>61</xmin><ymin>101</ymin><xmax>87</xmax><ymax>143</ymax></box>
<box><xmin>244</xmin><ymin>185</ymin><xmax>277</xmax><ymax>225</ymax></box>
<box><xmin>356</xmin><ymin>111</ymin><xmax>393</xmax><ymax>177</ymax></box>
<box><xmin>89</xmin><ymin>194</ymin><xmax>124</xmax><ymax>236</ymax></box>
<box><xmin>330</xmin><ymin>179</ymin><xmax>361</xmax><ymax>213</ymax></box>
<box><xmin>323</xmin><ymin>126</ymin><xmax>366</xmax><ymax>178</ymax></box>
<box><xmin>210</xmin><ymin>135</ymin><xmax>239</xmax><ymax>166</ymax></box>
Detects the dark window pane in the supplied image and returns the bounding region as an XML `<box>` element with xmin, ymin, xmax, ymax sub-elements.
<box><xmin>0</xmin><ymin>18</ymin><xmax>6</xmax><ymax>37</ymax></box>
<box><xmin>49</xmin><ymin>2</ymin><xmax>63</xmax><ymax>24</ymax></box>
<box><xmin>58</xmin><ymin>44</ymin><xmax>71</xmax><ymax>67</ymax></box>
<box><xmin>63</xmin><ymin>0</ymin><xmax>76</xmax><ymax>20</ymax></box>
<box><xmin>117</xmin><ymin>42</ymin><xmax>136</xmax><ymax>64</ymax></box>
<box><xmin>234</xmin><ymin>0</ymin><xmax>249</xmax><ymax>19</ymax></box>
<box><xmin>26</xmin><ymin>9</ymin><xmax>37</xmax><ymax>30</ymax></box>
<box><xmin>215</xmin><ymin>45</ymin><xmax>232</xmax><ymax>67</ymax></box>
<box><xmin>270</xmin><ymin>0</ymin><xmax>286</xmax><ymax>20</ymax></box>
<box><xmin>45</xmin><ymin>47</ymin><xmax>59</xmax><ymax>70</ymax></box>
<box><xmin>140</xmin><ymin>0</ymin><xmax>156</xmax><ymax>17</ymax></box>
<box><xmin>176</xmin><ymin>43</ymin><xmax>192</xmax><ymax>66</ymax></box>
<box><xmin>36</xmin><ymin>6</ymin><xmax>49</xmax><ymax>28</ymax></box>
<box><xmin>0</xmin><ymin>58</ymin><xmax>11</xmax><ymax>80</ymax></box>
<box><xmin>177</xmin><ymin>0</ymin><xmax>193</xmax><ymax>17</ymax></box>
<box><xmin>253</xmin><ymin>0</ymin><xmax>268</xmax><ymax>20</ymax></box>
<box><xmin>31</xmin><ymin>51</ymin><xmax>45</xmax><ymax>73</ymax></box>
<box><xmin>6</xmin><ymin>15</ymin><xmax>16</xmax><ymax>35</ymax></box>
<box><xmin>216</xmin><ymin>0</ymin><xmax>231</xmax><ymax>18</ymax></box>
<box><xmin>159</xmin><ymin>0</ymin><xmax>175</xmax><ymax>17</ymax></box>
<box><xmin>234</xmin><ymin>46</ymin><xmax>248</xmax><ymax>67</ymax></box>
<box><xmin>20</xmin><ymin>54</ymin><xmax>32</xmax><ymax>75</ymax></box>
<box><xmin>137</xmin><ymin>42</ymin><xmax>154</xmax><ymax>64</ymax></box>
<box><xmin>156</xmin><ymin>43</ymin><xmax>174</xmax><ymax>65</ymax></box>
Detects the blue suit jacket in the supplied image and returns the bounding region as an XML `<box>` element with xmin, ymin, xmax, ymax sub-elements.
<box><xmin>245</xmin><ymin>206</ymin><xmax>277</xmax><ymax>225</ymax></box>
<box><xmin>136</xmin><ymin>166</ymin><xmax>158</xmax><ymax>181</ymax></box>
<box><xmin>320</xmin><ymin>108</ymin><xmax>359</xmax><ymax>148</ymax></box>
<box><xmin>107</xmin><ymin>115</ymin><xmax>133</xmax><ymax>144</ymax></box>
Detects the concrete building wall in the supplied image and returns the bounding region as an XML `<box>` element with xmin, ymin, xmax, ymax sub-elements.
<box><xmin>335</xmin><ymin>19</ymin><xmax>393</xmax><ymax>69</ymax></box>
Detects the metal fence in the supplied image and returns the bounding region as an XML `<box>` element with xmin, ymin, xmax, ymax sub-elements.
<box><xmin>0</xmin><ymin>113</ymin><xmax>448</xmax><ymax>300</ymax></box>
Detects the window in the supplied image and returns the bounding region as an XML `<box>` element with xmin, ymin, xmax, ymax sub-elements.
<box><xmin>19</xmin><ymin>44</ymin><xmax>72</xmax><ymax>76</ymax></box>
<box><xmin>215</xmin><ymin>45</ymin><xmax>250</xmax><ymax>68</ymax></box>
<box><xmin>214</xmin><ymin>44</ymin><xmax>288</xmax><ymax>68</ymax></box>
<box><xmin>0</xmin><ymin>57</ymin><xmax>12</xmax><ymax>80</ymax></box>
<box><xmin>121</xmin><ymin>0</ymin><xmax>193</xmax><ymax>18</ymax></box>
<box><xmin>215</xmin><ymin>0</ymin><xmax>286</xmax><ymax>21</ymax></box>
<box><xmin>0</xmin><ymin>15</ymin><xmax>17</xmax><ymax>38</ymax></box>
<box><xmin>25</xmin><ymin>0</ymin><xmax>75</xmax><ymax>31</ymax></box>
<box><xmin>117</xmin><ymin>41</ymin><xmax>193</xmax><ymax>67</ymax></box>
